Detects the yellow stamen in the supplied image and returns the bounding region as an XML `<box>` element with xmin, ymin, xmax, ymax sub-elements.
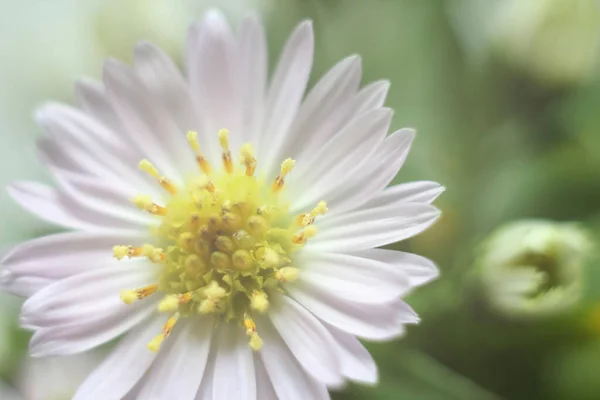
<box><xmin>218</xmin><ymin>129</ymin><xmax>233</xmax><ymax>174</ymax></box>
<box><xmin>250</xmin><ymin>291</ymin><xmax>269</xmax><ymax>313</ymax></box>
<box><xmin>158</xmin><ymin>293</ymin><xmax>193</xmax><ymax>312</ymax></box>
<box><xmin>141</xmin><ymin>244</ymin><xmax>166</xmax><ymax>263</ymax></box>
<box><xmin>204</xmin><ymin>281</ymin><xmax>227</xmax><ymax>300</ymax></box>
<box><xmin>296</xmin><ymin>201</ymin><xmax>328</xmax><ymax>226</ymax></box>
<box><xmin>272</xmin><ymin>158</ymin><xmax>295</xmax><ymax>193</ymax></box>
<box><xmin>243</xmin><ymin>316</ymin><xmax>263</xmax><ymax>350</ymax></box>
<box><xmin>120</xmin><ymin>284</ymin><xmax>158</xmax><ymax>304</ymax></box>
<box><xmin>139</xmin><ymin>159</ymin><xmax>177</xmax><ymax>194</ymax></box>
<box><xmin>132</xmin><ymin>194</ymin><xmax>167</xmax><ymax>216</ymax></box>
<box><xmin>240</xmin><ymin>143</ymin><xmax>257</xmax><ymax>176</ymax></box>
<box><xmin>113</xmin><ymin>245</ymin><xmax>142</xmax><ymax>260</ymax></box>
<box><xmin>275</xmin><ymin>267</ymin><xmax>299</xmax><ymax>283</ymax></box>
<box><xmin>147</xmin><ymin>313</ymin><xmax>180</xmax><ymax>352</ymax></box>
<box><xmin>249</xmin><ymin>332</ymin><xmax>263</xmax><ymax>351</ymax></box>
<box><xmin>187</xmin><ymin>131</ymin><xmax>212</xmax><ymax>174</ymax></box>
<box><xmin>292</xmin><ymin>225</ymin><xmax>318</xmax><ymax>245</ymax></box>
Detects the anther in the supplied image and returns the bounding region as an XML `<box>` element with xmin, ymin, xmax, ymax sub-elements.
<box><xmin>139</xmin><ymin>159</ymin><xmax>177</xmax><ymax>194</ymax></box>
<box><xmin>218</xmin><ymin>129</ymin><xmax>233</xmax><ymax>174</ymax></box>
<box><xmin>296</xmin><ymin>201</ymin><xmax>328</xmax><ymax>226</ymax></box>
<box><xmin>292</xmin><ymin>226</ymin><xmax>318</xmax><ymax>245</ymax></box>
<box><xmin>113</xmin><ymin>245</ymin><xmax>142</xmax><ymax>260</ymax></box>
<box><xmin>272</xmin><ymin>158</ymin><xmax>295</xmax><ymax>193</ymax></box>
<box><xmin>275</xmin><ymin>267</ymin><xmax>299</xmax><ymax>283</ymax></box>
<box><xmin>222</xmin><ymin>213</ymin><xmax>243</xmax><ymax>231</ymax></box>
<box><xmin>250</xmin><ymin>291</ymin><xmax>269</xmax><ymax>313</ymax></box>
<box><xmin>141</xmin><ymin>244</ymin><xmax>166</xmax><ymax>263</ymax></box>
<box><xmin>132</xmin><ymin>194</ymin><xmax>167</xmax><ymax>216</ymax></box>
<box><xmin>243</xmin><ymin>316</ymin><xmax>263</xmax><ymax>351</ymax></box>
<box><xmin>147</xmin><ymin>312</ymin><xmax>180</xmax><ymax>352</ymax></box>
<box><xmin>120</xmin><ymin>284</ymin><xmax>158</xmax><ymax>304</ymax></box>
<box><xmin>240</xmin><ymin>143</ymin><xmax>257</xmax><ymax>176</ymax></box>
<box><xmin>187</xmin><ymin>131</ymin><xmax>212</xmax><ymax>174</ymax></box>
<box><xmin>158</xmin><ymin>293</ymin><xmax>193</xmax><ymax>312</ymax></box>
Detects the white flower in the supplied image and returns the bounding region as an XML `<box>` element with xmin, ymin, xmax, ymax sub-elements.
<box><xmin>1</xmin><ymin>10</ymin><xmax>442</xmax><ymax>400</ymax></box>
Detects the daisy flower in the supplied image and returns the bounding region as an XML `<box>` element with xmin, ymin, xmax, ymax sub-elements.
<box><xmin>1</xmin><ymin>10</ymin><xmax>442</xmax><ymax>400</ymax></box>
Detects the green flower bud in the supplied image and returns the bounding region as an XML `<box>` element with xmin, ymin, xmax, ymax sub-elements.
<box><xmin>476</xmin><ymin>220</ymin><xmax>594</xmax><ymax>317</ymax></box>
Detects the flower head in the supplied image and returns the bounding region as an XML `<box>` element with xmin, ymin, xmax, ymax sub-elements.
<box><xmin>476</xmin><ymin>220</ymin><xmax>594</xmax><ymax>317</ymax></box>
<box><xmin>1</xmin><ymin>10</ymin><xmax>442</xmax><ymax>399</ymax></box>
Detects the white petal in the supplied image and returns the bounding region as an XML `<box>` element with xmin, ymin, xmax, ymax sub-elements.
<box><xmin>287</xmin><ymin>283</ymin><xmax>410</xmax><ymax>341</ymax></box>
<box><xmin>361</xmin><ymin>181</ymin><xmax>445</xmax><ymax>209</ymax></box>
<box><xmin>325</xmin><ymin>128</ymin><xmax>416</xmax><ymax>214</ymax></box>
<box><xmin>28</xmin><ymin>298</ymin><xmax>156</xmax><ymax>357</ymax></box>
<box><xmin>308</xmin><ymin>203</ymin><xmax>440</xmax><ymax>253</ymax></box>
<box><xmin>266</xmin><ymin>55</ymin><xmax>362</xmax><ymax>174</ymax></box>
<box><xmin>72</xmin><ymin>315</ymin><xmax>166</xmax><ymax>400</ymax></box>
<box><xmin>347</xmin><ymin>80</ymin><xmax>390</xmax><ymax>118</ymax></box>
<box><xmin>254</xmin><ymin>355</ymin><xmax>278</xmax><ymax>400</ymax></box>
<box><xmin>238</xmin><ymin>15</ymin><xmax>267</xmax><ymax>145</ymax></box>
<box><xmin>137</xmin><ymin>317</ymin><xmax>213</xmax><ymax>400</ymax></box>
<box><xmin>258</xmin><ymin>20</ymin><xmax>314</xmax><ymax>171</ymax></box>
<box><xmin>298</xmin><ymin>252</ymin><xmax>411</xmax><ymax>303</ymax></box>
<box><xmin>133</xmin><ymin>42</ymin><xmax>197</xmax><ymax>139</ymax></box>
<box><xmin>327</xmin><ymin>324</ymin><xmax>378</xmax><ymax>385</ymax></box>
<box><xmin>195</xmin><ymin>340</ymin><xmax>216</xmax><ymax>400</ymax></box>
<box><xmin>75</xmin><ymin>78</ymin><xmax>128</xmax><ymax>143</ymax></box>
<box><xmin>35</xmin><ymin>103</ymin><xmax>154</xmax><ymax>193</ymax></box>
<box><xmin>103</xmin><ymin>59</ymin><xmax>183</xmax><ymax>180</ymax></box>
<box><xmin>258</xmin><ymin>319</ymin><xmax>330</xmax><ymax>400</ymax></box>
<box><xmin>8</xmin><ymin>182</ymin><xmax>150</xmax><ymax>232</ymax></box>
<box><xmin>290</xmin><ymin>108</ymin><xmax>392</xmax><ymax>213</ymax></box>
<box><xmin>269</xmin><ymin>295</ymin><xmax>343</xmax><ymax>387</ymax></box>
<box><xmin>213</xmin><ymin>323</ymin><xmax>256</xmax><ymax>400</ymax></box>
<box><xmin>21</xmin><ymin>259</ymin><xmax>155</xmax><ymax>326</ymax></box>
<box><xmin>1</xmin><ymin>231</ymin><xmax>147</xmax><ymax>295</ymax></box>
<box><xmin>0</xmin><ymin>275</ymin><xmax>53</xmax><ymax>297</ymax></box>
<box><xmin>187</xmin><ymin>10</ymin><xmax>242</xmax><ymax>158</ymax></box>
<box><xmin>349</xmin><ymin>248</ymin><xmax>439</xmax><ymax>287</ymax></box>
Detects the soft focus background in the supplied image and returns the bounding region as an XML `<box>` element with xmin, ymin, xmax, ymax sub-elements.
<box><xmin>1</xmin><ymin>0</ymin><xmax>600</xmax><ymax>399</ymax></box>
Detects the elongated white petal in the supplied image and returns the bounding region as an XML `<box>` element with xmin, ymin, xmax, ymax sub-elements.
<box><xmin>8</xmin><ymin>182</ymin><xmax>147</xmax><ymax>232</ymax></box>
<box><xmin>137</xmin><ymin>318</ymin><xmax>213</xmax><ymax>400</ymax></box>
<box><xmin>75</xmin><ymin>78</ymin><xmax>127</xmax><ymax>138</ymax></box>
<box><xmin>269</xmin><ymin>55</ymin><xmax>362</xmax><ymax>173</ymax></box>
<box><xmin>290</xmin><ymin>108</ymin><xmax>391</xmax><ymax>212</ymax></box>
<box><xmin>327</xmin><ymin>324</ymin><xmax>378</xmax><ymax>385</ymax></box>
<box><xmin>361</xmin><ymin>181</ymin><xmax>445</xmax><ymax>209</ymax></box>
<box><xmin>270</xmin><ymin>295</ymin><xmax>343</xmax><ymax>387</ymax></box>
<box><xmin>194</xmin><ymin>342</ymin><xmax>216</xmax><ymax>400</ymax></box>
<box><xmin>298</xmin><ymin>252</ymin><xmax>411</xmax><ymax>303</ymax></box>
<box><xmin>325</xmin><ymin>128</ymin><xmax>416</xmax><ymax>214</ymax></box>
<box><xmin>254</xmin><ymin>355</ymin><xmax>278</xmax><ymax>400</ymax></box>
<box><xmin>258</xmin><ymin>319</ymin><xmax>330</xmax><ymax>400</ymax></box>
<box><xmin>188</xmin><ymin>10</ymin><xmax>242</xmax><ymax>157</ymax></box>
<box><xmin>28</xmin><ymin>298</ymin><xmax>157</xmax><ymax>357</ymax></box>
<box><xmin>259</xmin><ymin>20</ymin><xmax>314</xmax><ymax>172</ymax></box>
<box><xmin>1</xmin><ymin>231</ymin><xmax>146</xmax><ymax>280</ymax></box>
<box><xmin>309</xmin><ymin>202</ymin><xmax>440</xmax><ymax>252</ymax></box>
<box><xmin>349</xmin><ymin>248</ymin><xmax>440</xmax><ymax>287</ymax></box>
<box><xmin>213</xmin><ymin>324</ymin><xmax>256</xmax><ymax>400</ymax></box>
<box><xmin>238</xmin><ymin>15</ymin><xmax>267</xmax><ymax>145</ymax></box>
<box><xmin>287</xmin><ymin>283</ymin><xmax>411</xmax><ymax>341</ymax></box>
<box><xmin>347</xmin><ymin>80</ymin><xmax>390</xmax><ymax>118</ymax></box>
<box><xmin>103</xmin><ymin>59</ymin><xmax>182</xmax><ymax>180</ymax></box>
<box><xmin>72</xmin><ymin>315</ymin><xmax>166</xmax><ymax>400</ymax></box>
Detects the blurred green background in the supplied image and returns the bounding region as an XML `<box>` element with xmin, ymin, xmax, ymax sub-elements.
<box><xmin>2</xmin><ymin>0</ymin><xmax>600</xmax><ymax>399</ymax></box>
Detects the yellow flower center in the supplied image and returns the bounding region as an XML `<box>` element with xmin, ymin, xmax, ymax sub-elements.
<box><xmin>113</xmin><ymin>129</ymin><xmax>327</xmax><ymax>352</ymax></box>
